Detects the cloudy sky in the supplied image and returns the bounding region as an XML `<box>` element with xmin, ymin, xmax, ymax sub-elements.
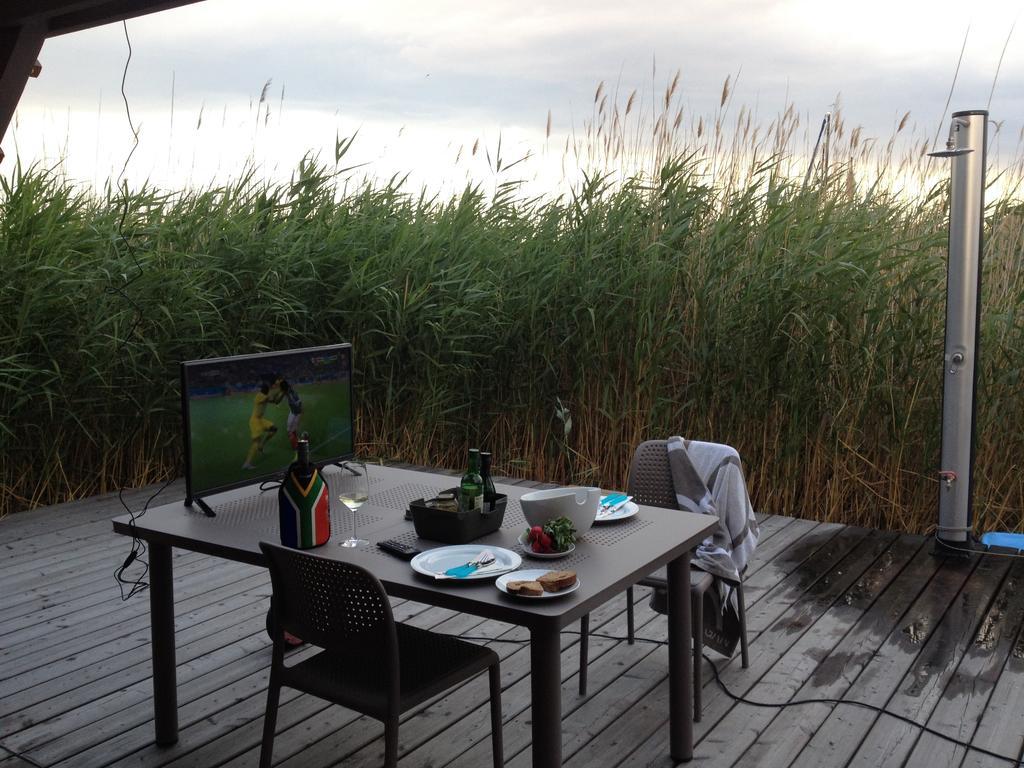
<box><xmin>8</xmin><ymin>0</ymin><xmax>1023</xmax><ymax>194</ymax></box>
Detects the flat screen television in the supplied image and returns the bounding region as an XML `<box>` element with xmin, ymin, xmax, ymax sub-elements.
<box><xmin>181</xmin><ymin>343</ymin><xmax>354</xmax><ymax>511</ymax></box>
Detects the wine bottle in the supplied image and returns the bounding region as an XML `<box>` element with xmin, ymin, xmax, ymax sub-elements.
<box><xmin>480</xmin><ymin>451</ymin><xmax>497</xmax><ymax>505</ymax></box>
<box><xmin>278</xmin><ymin>437</ymin><xmax>331</xmax><ymax>548</ymax></box>
<box><xmin>460</xmin><ymin>448</ymin><xmax>484</xmax><ymax>513</ymax></box>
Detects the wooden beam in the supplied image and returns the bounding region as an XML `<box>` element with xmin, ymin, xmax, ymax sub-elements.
<box><xmin>0</xmin><ymin>21</ymin><xmax>46</xmax><ymax>160</ymax></box>
<box><xmin>49</xmin><ymin>0</ymin><xmax>205</xmax><ymax>36</ymax></box>
<box><xmin>1</xmin><ymin>1</ymin><xmax>107</xmax><ymax>27</ymax></box>
<box><xmin>1</xmin><ymin>0</ymin><xmax>205</xmax><ymax>34</ymax></box>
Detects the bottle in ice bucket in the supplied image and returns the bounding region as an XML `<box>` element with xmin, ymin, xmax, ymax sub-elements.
<box><xmin>460</xmin><ymin>448</ymin><xmax>484</xmax><ymax>513</ymax></box>
<box><xmin>480</xmin><ymin>451</ymin><xmax>497</xmax><ymax>506</ymax></box>
<box><xmin>278</xmin><ymin>437</ymin><xmax>331</xmax><ymax>548</ymax></box>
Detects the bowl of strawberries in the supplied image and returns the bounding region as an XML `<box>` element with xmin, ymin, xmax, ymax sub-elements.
<box><xmin>518</xmin><ymin>516</ymin><xmax>577</xmax><ymax>558</ymax></box>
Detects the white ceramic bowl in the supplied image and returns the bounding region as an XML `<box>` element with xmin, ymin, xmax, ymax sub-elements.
<box><xmin>519</xmin><ymin>486</ymin><xmax>600</xmax><ymax>535</ymax></box>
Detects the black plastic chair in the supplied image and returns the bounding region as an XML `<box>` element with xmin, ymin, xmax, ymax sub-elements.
<box><xmin>577</xmin><ymin>440</ymin><xmax>750</xmax><ymax>721</ymax></box>
<box><xmin>259</xmin><ymin>542</ymin><xmax>504</xmax><ymax>768</ymax></box>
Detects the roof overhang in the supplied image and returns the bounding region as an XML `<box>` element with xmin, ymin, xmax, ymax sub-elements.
<box><xmin>4</xmin><ymin>0</ymin><xmax>205</xmax><ymax>37</ymax></box>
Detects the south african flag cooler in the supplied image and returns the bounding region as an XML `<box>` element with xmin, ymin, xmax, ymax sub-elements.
<box><xmin>278</xmin><ymin>469</ymin><xmax>331</xmax><ymax>548</ymax></box>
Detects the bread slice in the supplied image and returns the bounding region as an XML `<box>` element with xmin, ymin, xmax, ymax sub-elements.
<box><xmin>537</xmin><ymin>570</ymin><xmax>577</xmax><ymax>592</ymax></box>
<box><xmin>506</xmin><ymin>580</ymin><xmax>544</xmax><ymax>596</ymax></box>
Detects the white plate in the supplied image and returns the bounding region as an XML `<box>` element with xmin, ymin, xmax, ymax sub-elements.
<box><xmin>593</xmin><ymin>501</ymin><xmax>639</xmax><ymax>524</ymax></box>
<box><xmin>495</xmin><ymin>569</ymin><xmax>581</xmax><ymax>599</ymax></box>
<box><xmin>410</xmin><ymin>545</ymin><xmax>521</xmax><ymax>580</ymax></box>
<box><xmin>517</xmin><ymin>531</ymin><xmax>576</xmax><ymax>559</ymax></box>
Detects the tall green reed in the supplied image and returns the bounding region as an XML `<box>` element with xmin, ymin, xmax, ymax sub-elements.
<box><xmin>1</xmin><ymin>96</ymin><xmax>1022</xmax><ymax>533</ymax></box>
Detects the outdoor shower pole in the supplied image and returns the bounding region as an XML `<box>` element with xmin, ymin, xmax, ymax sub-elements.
<box><xmin>932</xmin><ymin>109</ymin><xmax>987</xmax><ymax>552</ymax></box>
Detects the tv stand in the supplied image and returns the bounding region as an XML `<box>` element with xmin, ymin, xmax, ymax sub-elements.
<box><xmin>185</xmin><ymin>496</ymin><xmax>217</xmax><ymax>517</ymax></box>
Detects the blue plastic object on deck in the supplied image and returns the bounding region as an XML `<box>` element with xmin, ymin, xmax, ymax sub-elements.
<box><xmin>979</xmin><ymin>532</ymin><xmax>1024</xmax><ymax>552</ymax></box>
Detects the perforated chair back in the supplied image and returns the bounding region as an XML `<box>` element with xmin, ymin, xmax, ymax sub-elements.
<box><xmin>260</xmin><ymin>542</ymin><xmax>396</xmax><ymax>652</ymax></box>
<box><xmin>628</xmin><ymin>439</ymin><xmax>677</xmax><ymax>509</ymax></box>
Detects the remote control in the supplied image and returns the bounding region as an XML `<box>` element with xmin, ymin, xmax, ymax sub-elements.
<box><xmin>377</xmin><ymin>539</ymin><xmax>422</xmax><ymax>560</ymax></box>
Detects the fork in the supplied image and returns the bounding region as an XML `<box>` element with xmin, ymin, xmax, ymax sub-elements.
<box><xmin>437</xmin><ymin>550</ymin><xmax>496</xmax><ymax>579</ymax></box>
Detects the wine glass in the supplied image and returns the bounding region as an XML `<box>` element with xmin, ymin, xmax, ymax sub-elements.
<box><xmin>337</xmin><ymin>460</ymin><xmax>369</xmax><ymax>547</ymax></box>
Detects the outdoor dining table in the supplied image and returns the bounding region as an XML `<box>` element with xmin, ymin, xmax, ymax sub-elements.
<box><xmin>112</xmin><ymin>463</ymin><xmax>716</xmax><ymax>767</ymax></box>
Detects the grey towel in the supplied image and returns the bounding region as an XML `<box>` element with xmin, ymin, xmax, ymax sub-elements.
<box><xmin>666</xmin><ymin>437</ymin><xmax>758</xmax><ymax>583</ymax></box>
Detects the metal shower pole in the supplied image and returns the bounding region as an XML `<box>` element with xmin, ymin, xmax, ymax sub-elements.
<box><xmin>930</xmin><ymin>109</ymin><xmax>988</xmax><ymax>553</ymax></box>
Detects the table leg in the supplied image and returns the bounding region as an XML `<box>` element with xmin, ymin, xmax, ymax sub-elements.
<box><xmin>149</xmin><ymin>541</ymin><xmax>178</xmax><ymax>745</ymax></box>
<box><xmin>667</xmin><ymin>551</ymin><xmax>693</xmax><ymax>761</ymax></box>
<box><xmin>530</xmin><ymin>624</ymin><xmax>562</xmax><ymax>768</ymax></box>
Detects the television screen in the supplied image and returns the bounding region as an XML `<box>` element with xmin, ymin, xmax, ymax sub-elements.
<box><xmin>181</xmin><ymin>343</ymin><xmax>354</xmax><ymax>499</ymax></box>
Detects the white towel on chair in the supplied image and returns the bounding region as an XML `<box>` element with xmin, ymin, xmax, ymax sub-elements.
<box><xmin>666</xmin><ymin>436</ymin><xmax>758</xmax><ymax>582</ymax></box>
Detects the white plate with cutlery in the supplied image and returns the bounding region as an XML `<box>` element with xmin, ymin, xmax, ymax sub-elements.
<box><xmin>410</xmin><ymin>545</ymin><xmax>521</xmax><ymax>580</ymax></box>
<box><xmin>594</xmin><ymin>501</ymin><xmax>639</xmax><ymax>524</ymax></box>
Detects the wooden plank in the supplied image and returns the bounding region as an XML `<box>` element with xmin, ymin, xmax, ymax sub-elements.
<box><xmin>0</xmin><ymin>589</ymin><xmax>274</xmax><ymax>733</ymax></box>
<box><xmin>1</xmin><ymin>481</ymin><xmax>185</xmax><ymax>543</ymax></box>
<box><xmin>886</xmin><ymin>557</ymin><xmax>1024</xmax><ymax>768</ymax></box>
<box><xmin>963</xmin><ymin>568</ymin><xmax>1024</xmax><ymax>767</ymax></box>
<box><xmin>810</xmin><ymin>551</ymin><xmax>1009</xmax><ymax>768</ymax></box>
<box><xmin>0</xmin><ymin>753</ymin><xmax>38</xmax><ymax>768</ymax></box>
<box><xmin>271</xmin><ymin>591</ymin><xmax>652</xmax><ymax>768</ymax></box>
<box><xmin>0</xmin><ymin>555</ymin><xmax>210</xmax><ymax>629</ymax></box>
<box><xmin>142</xmin><ymin>610</ymin><xmax>537</xmax><ymax>768</ymax></box>
<box><xmin>32</xmin><ymin>602</ymin><xmax>437</xmax><ymax>767</ymax></box>
<box><xmin>214</xmin><ymin>589</ymin><xmax>656</xmax><ymax>768</ymax></box>
<box><xmin>4</xmin><ymin>489</ymin><xmax>1022</xmax><ymax>768</ymax></box>
<box><xmin>0</xmin><ymin>555</ymin><xmax>253</xmax><ymax>664</ymax></box>
<box><xmin>0</xmin><ymin>570</ymin><xmax>283</xmax><ymax>743</ymax></box>
<box><xmin>0</xmin><ymin>20</ymin><xmax>44</xmax><ymax>150</ymax></box>
<box><xmin>846</xmin><ymin>551</ymin><xmax>1013</xmax><ymax>767</ymax></box>
<box><xmin>740</xmin><ymin>522</ymin><xmax>849</xmax><ymax>613</ymax></box>
<box><xmin>416</xmin><ymin>596</ymin><xmax>665</xmax><ymax>768</ymax></box>
<box><xmin>0</xmin><ymin>539</ymin><xmax>202</xmax><ymax>606</ymax></box>
<box><xmin>47</xmin><ymin>1</ymin><xmax>207</xmax><ymax>37</ymax></box>
<box><xmin>28</xmin><ymin>599</ymin><xmax>437</xmax><ymax>760</ymax></box>
<box><xmin>960</xmin><ymin>752</ymin><xmax>1018</xmax><ymax>768</ymax></box>
<box><xmin>335</xmin><ymin>520</ymin><xmax>801</xmax><ymax>768</ymax></box>
<box><xmin>519</xmin><ymin>525</ymin><xmax>875</xmax><ymax>768</ymax></box>
<box><xmin>729</xmin><ymin>535</ymin><xmax>942</xmax><ymax>768</ymax></box>
<box><xmin>0</xmin><ymin>552</ymin><xmax>223</xmax><ymax>640</ymax></box>
<box><xmin>0</xmin><ymin>547</ymin><xmax>202</xmax><ymax>618</ymax></box>
<box><xmin>689</xmin><ymin>533</ymin><xmax>926</xmax><ymax>767</ymax></box>
<box><xmin>785</xmin><ymin>553</ymin><xmax>982</xmax><ymax>767</ymax></box>
<box><xmin>2</xmin><ymin>534</ymin><xmax>135</xmax><ymax>576</ymax></box>
<box><xmin>579</xmin><ymin>527</ymin><xmax>897</xmax><ymax>768</ymax></box>
<box><xmin>418</xmin><ymin>526</ymin><xmax>875</xmax><ymax>768</ymax></box>
<box><xmin>70</xmin><ymin>603</ymin><xmax>526</xmax><ymax>767</ymax></box>
<box><xmin>0</xmin><ymin>560</ymin><xmax>258</xmax><ymax>678</ymax></box>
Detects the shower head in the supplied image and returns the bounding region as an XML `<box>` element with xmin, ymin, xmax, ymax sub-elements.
<box><xmin>929</xmin><ymin>116</ymin><xmax>975</xmax><ymax>159</ymax></box>
<box><xmin>929</xmin><ymin>148</ymin><xmax>974</xmax><ymax>158</ymax></box>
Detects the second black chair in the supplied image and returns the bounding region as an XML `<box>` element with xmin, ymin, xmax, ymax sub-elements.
<box><xmin>259</xmin><ymin>542</ymin><xmax>504</xmax><ymax>768</ymax></box>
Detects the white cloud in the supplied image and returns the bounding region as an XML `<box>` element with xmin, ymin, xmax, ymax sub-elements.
<box><xmin>8</xmin><ymin>0</ymin><xmax>1022</xmax><ymax>191</ymax></box>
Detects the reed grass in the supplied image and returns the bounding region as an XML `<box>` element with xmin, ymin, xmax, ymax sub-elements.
<box><xmin>1</xmin><ymin>84</ymin><xmax>1022</xmax><ymax>535</ymax></box>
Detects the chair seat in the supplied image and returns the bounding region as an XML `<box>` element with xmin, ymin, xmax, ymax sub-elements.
<box><xmin>639</xmin><ymin>566</ymin><xmax>715</xmax><ymax>594</ymax></box>
<box><xmin>281</xmin><ymin>623</ymin><xmax>497</xmax><ymax>718</ymax></box>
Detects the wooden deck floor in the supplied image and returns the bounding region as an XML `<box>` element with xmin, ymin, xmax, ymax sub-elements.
<box><xmin>2</xmin><ymin>474</ymin><xmax>1023</xmax><ymax>768</ymax></box>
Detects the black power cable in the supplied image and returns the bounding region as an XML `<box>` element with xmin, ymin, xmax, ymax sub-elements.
<box><xmin>110</xmin><ymin>20</ymin><xmax>167</xmax><ymax>601</ymax></box>
<box><xmin>447</xmin><ymin>629</ymin><xmax>1023</xmax><ymax>767</ymax></box>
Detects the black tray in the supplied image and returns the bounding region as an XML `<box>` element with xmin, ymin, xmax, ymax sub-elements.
<box><xmin>408</xmin><ymin>489</ymin><xmax>507</xmax><ymax>544</ymax></box>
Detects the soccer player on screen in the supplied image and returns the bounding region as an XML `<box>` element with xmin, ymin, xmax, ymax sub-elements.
<box><xmin>279</xmin><ymin>380</ymin><xmax>304</xmax><ymax>449</ymax></box>
<box><xmin>242</xmin><ymin>382</ymin><xmax>283</xmax><ymax>469</ymax></box>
